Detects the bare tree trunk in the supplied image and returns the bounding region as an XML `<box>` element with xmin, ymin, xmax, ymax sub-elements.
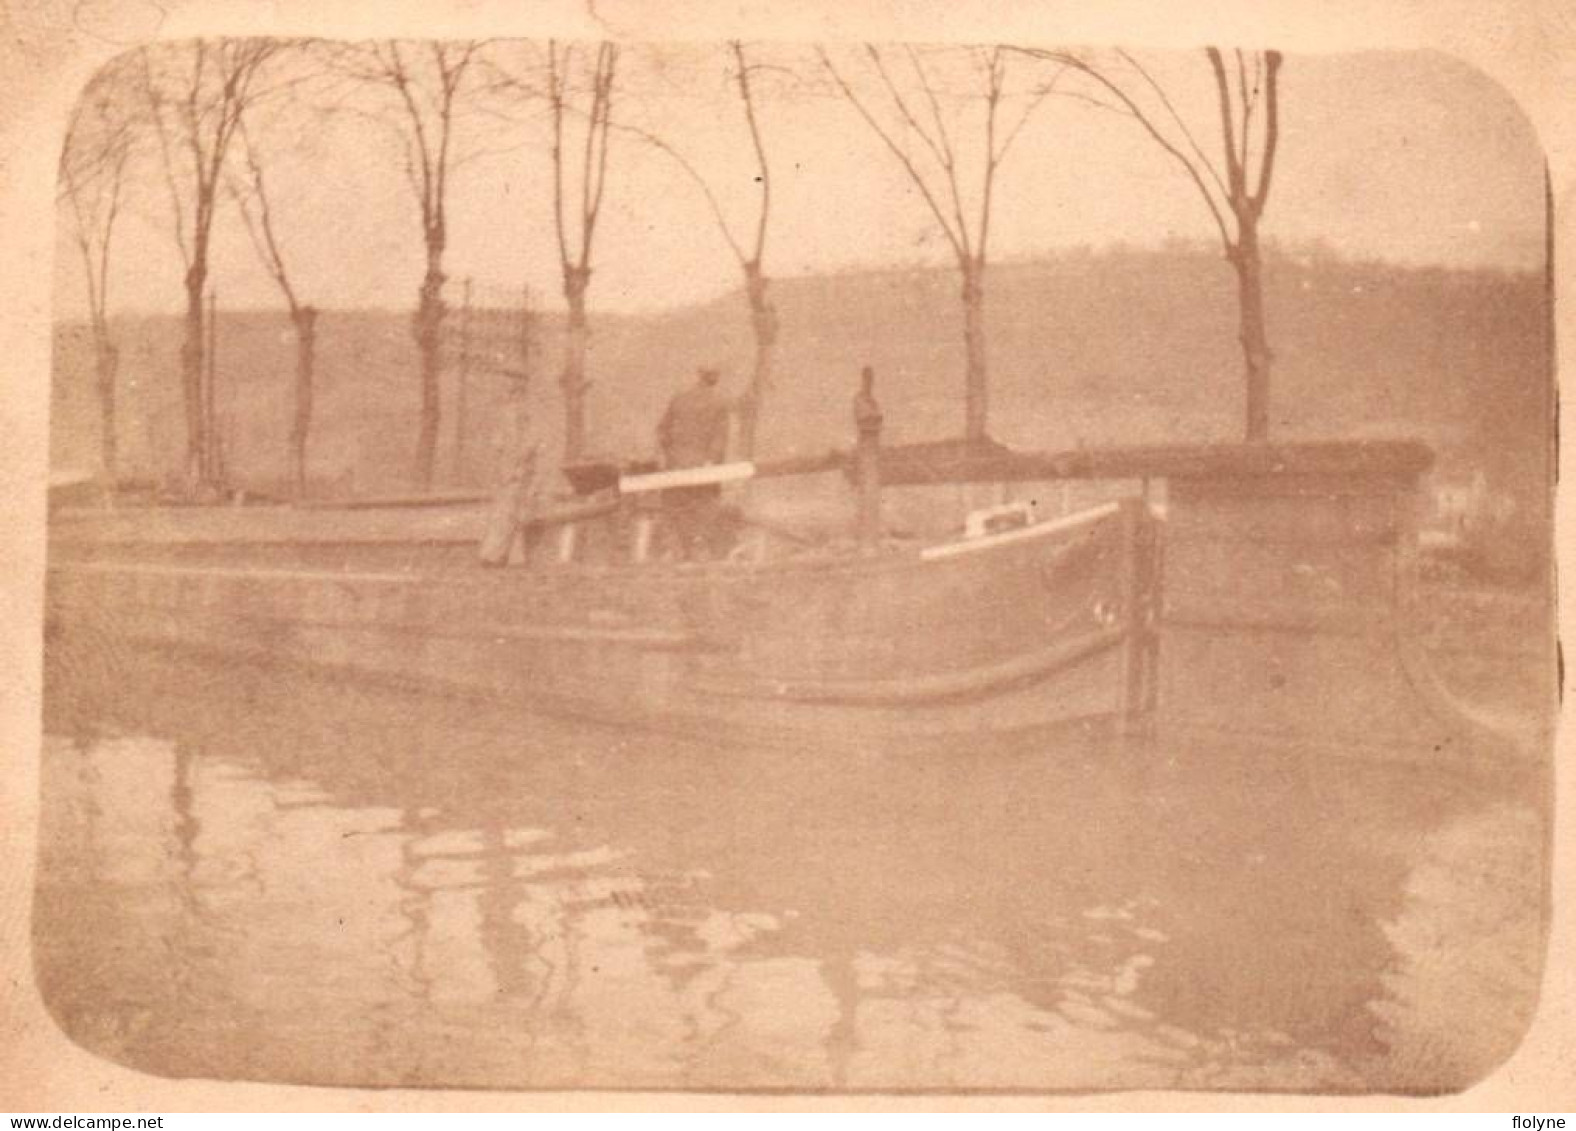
<box><xmin>453</xmin><ymin>278</ymin><xmax>473</xmax><ymax>484</ymax></box>
<box><xmin>93</xmin><ymin>336</ymin><xmax>119</xmax><ymax>491</ymax></box>
<box><xmin>412</xmin><ymin>251</ymin><xmax>446</xmax><ymax>489</ymax></box>
<box><xmin>1231</xmin><ymin>221</ymin><xmax>1271</xmax><ymax>442</ymax></box>
<box><xmin>737</xmin><ymin>262</ymin><xmax>777</xmax><ymax>459</ymax></box>
<box><xmin>205</xmin><ymin>288</ymin><xmax>223</xmax><ymax>489</ymax></box>
<box><xmin>1010</xmin><ymin>46</ymin><xmax>1281</xmax><ymax>444</ymax></box>
<box><xmin>181</xmin><ymin>263</ymin><xmax>208</xmax><ymax>492</ymax></box>
<box><xmin>290</xmin><ymin>305</ymin><xmax>318</xmax><ymax>499</ymax></box>
<box><xmin>560</xmin><ymin>266</ymin><xmax>590</xmax><ymax>464</ymax></box>
<box><xmin>961</xmin><ymin>257</ymin><xmax>989</xmax><ymax>442</ymax></box>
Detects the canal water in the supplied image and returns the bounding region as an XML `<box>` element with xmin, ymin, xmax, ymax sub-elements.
<box><xmin>35</xmin><ymin>646</ymin><xmax>1547</xmax><ymax>1094</ymax></box>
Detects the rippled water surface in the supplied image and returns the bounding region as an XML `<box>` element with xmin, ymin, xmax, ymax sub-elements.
<box><xmin>36</xmin><ymin>648</ymin><xmax>1547</xmax><ymax>1092</ymax></box>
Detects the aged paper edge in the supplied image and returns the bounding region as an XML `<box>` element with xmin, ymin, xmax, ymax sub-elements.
<box><xmin>1</xmin><ymin>0</ymin><xmax>1571</xmax><ymax>1113</ymax></box>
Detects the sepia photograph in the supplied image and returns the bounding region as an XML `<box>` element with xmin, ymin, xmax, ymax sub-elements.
<box><xmin>9</xmin><ymin>4</ymin><xmax>1564</xmax><ymax>1105</ymax></box>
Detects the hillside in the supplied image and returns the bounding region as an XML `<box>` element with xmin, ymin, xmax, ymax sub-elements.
<box><xmin>51</xmin><ymin>247</ymin><xmax>1550</xmax><ymax>508</ymax></box>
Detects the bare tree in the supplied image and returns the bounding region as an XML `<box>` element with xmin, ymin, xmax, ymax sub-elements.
<box><xmin>1016</xmin><ymin>47</ymin><xmax>1283</xmax><ymax>441</ymax></box>
<box><xmin>820</xmin><ymin>45</ymin><xmax>1049</xmax><ymax>442</ymax></box>
<box><xmin>229</xmin><ymin>115</ymin><xmax>318</xmax><ymax>499</ymax></box>
<box><xmin>140</xmin><ymin>39</ymin><xmax>283</xmax><ymax>496</ymax></box>
<box><xmin>729</xmin><ymin>43</ymin><xmax>776</xmax><ymax>459</ymax></box>
<box><xmin>59</xmin><ymin>56</ymin><xmax>139</xmax><ymax>491</ymax></box>
<box><xmin>625</xmin><ymin>42</ymin><xmax>779</xmax><ymax>458</ymax></box>
<box><xmin>330</xmin><ymin>40</ymin><xmax>488</xmax><ymax>489</ymax></box>
<box><xmin>546</xmin><ymin>40</ymin><xmax>617</xmax><ymax>465</ymax></box>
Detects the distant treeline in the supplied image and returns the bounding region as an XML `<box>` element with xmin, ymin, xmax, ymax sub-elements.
<box><xmin>52</xmin><ymin>244</ymin><xmax>1550</xmax><ymax>514</ymax></box>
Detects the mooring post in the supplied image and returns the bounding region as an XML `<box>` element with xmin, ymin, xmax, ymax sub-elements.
<box><xmin>1115</xmin><ymin>496</ymin><xmax>1157</xmax><ymax>736</ymax></box>
<box><xmin>1140</xmin><ymin>503</ymin><xmax>1163</xmax><ymax>720</ymax></box>
<box><xmin>854</xmin><ymin>365</ymin><xmax>883</xmax><ymax>554</ymax></box>
<box><xmin>632</xmin><ymin>511</ymin><xmax>655</xmax><ymax>564</ymax></box>
<box><xmin>557</xmin><ymin>522</ymin><xmax>579</xmax><ymax>564</ymax></box>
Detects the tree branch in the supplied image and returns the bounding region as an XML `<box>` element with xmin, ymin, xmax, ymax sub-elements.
<box><xmin>976</xmin><ymin>47</ymin><xmax>1005</xmax><ymax>261</ymax></box>
<box><xmin>903</xmin><ymin>44</ymin><xmax>972</xmax><ymax>260</ymax></box>
<box><xmin>1207</xmin><ymin>46</ymin><xmax>1246</xmax><ymax>209</ymax></box>
<box><xmin>140</xmin><ymin>47</ymin><xmax>193</xmax><ymax>267</ymax></box>
<box><xmin>1250</xmin><ymin>50</ymin><xmax>1282</xmax><ymax>215</ymax></box>
<box><xmin>733</xmin><ymin>40</ymin><xmax>772</xmax><ymax>264</ymax></box>
<box><xmin>548</xmin><ymin>41</ymin><xmax>571</xmax><ymax>271</ymax></box>
<box><xmin>229</xmin><ymin>115</ymin><xmax>300</xmax><ymax>312</ymax></box>
<box><xmin>1235</xmin><ymin>48</ymin><xmax>1253</xmax><ymax>177</ymax></box>
<box><xmin>580</xmin><ymin>42</ymin><xmax>617</xmax><ymax>266</ymax></box>
<box><xmin>994</xmin><ymin>62</ymin><xmax>1061</xmax><ymax>167</ymax></box>
<box><xmin>614</xmin><ymin>120</ymin><xmax>745</xmax><ymax>263</ymax></box>
<box><xmin>1009</xmin><ymin>46</ymin><xmax>1234</xmax><ymax>250</ymax></box>
<box><xmin>818</xmin><ymin>46</ymin><xmax>965</xmax><ymax>260</ymax></box>
<box><xmin>1117</xmin><ymin>47</ymin><xmax>1232</xmax><ymax>206</ymax></box>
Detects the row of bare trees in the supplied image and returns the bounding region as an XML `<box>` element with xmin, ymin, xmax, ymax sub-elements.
<box><xmin>141</xmin><ymin>41</ymin><xmax>286</xmax><ymax>493</ymax></box>
<box><xmin>330</xmin><ymin>42</ymin><xmax>487</xmax><ymax>490</ymax></box>
<box><xmin>58</xmin><ymin>38</ymin><xmax>1284</xmax><ymax>500</ymax></box>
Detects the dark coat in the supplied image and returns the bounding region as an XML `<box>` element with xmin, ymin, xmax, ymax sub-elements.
<box><xmin>658</xmin><ymin>383</ymin><xmax>730</xmax><ymax>469</ymax></box>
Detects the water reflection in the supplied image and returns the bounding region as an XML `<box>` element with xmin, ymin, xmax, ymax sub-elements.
<box><xmin>37</xmin><ymin>648</ymin><xmax>1545</xmax><ymax>1092</ymax></box>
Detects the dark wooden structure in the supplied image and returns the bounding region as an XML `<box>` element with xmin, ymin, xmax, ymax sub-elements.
<box><xmin>48</xmin><ymin>497</ymin><xmax>1155</xmax><ymax>751</ymax></box>
<box><xmin>47</xmin><ymin>417</ymin><xmax>1527</xmax><ymax>757</ymax></box>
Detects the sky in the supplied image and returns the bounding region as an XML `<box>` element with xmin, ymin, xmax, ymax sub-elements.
<box><xmin>53</xmin><ymin>42</ymin><xmax>1547</xmax><ymax>322</ymax></box>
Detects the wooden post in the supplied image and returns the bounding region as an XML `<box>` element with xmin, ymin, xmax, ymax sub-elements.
<box><xmin>1115</xmin><ymin>496</ymin><xmax>1150</xmax><ymax>735</ymax></box>
<box><xmin>1123</xmin><ymin>495</ymin><xmax>1163</xmax><ymax>733</ymax></box>
<box><xmin>557</xmin><ymin>523</ymin><xmax>579</xmax><ymax>564</ymax></box>
<box><xmin>632</xmin><ymin>513</ymin><xmax>655</xmax><ymax>563</ymax></box>
<box><xmin>1140</xmin><ymin>502</ymin><xmax>1163</xmax><ymax>720</ymax></box>
<box><xmin>853</xmin><ymin>365</ymin><xmax>883</xmax><ymax>554</ymax></box>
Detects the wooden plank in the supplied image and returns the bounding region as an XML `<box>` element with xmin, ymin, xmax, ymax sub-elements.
<box><xmin>50</xmin><ymin>559</ymin><xmax>421</xmax><ymax>584</ymax></box>
<box><xmin>760</xmin><ymin>438</ymin><xmax>1433</xmax><ymax>486</ymax></box>
<box><xmin>49</xmin><ymin>497</ymin><xmax>616</xmax><ymax>548</ymax></box>
<box><xmin>618</xmin><ymin>462</ymin><xmax>756</xmax><ymax>493</ymax></box>
<box><xmin>688</xmin><ymin>624</ymin><xmax>1124</xmax><ymax>705</ymax></box>
<box><xmin>919</xmin><ymin>501</ymin><xmax>1118</xmax><ymax>561</ymax></box>
<box><xmin>295</xmin><ymin>489</ymin><xmax>488</xmax><ymax>509</ymax></box>
<box><xmin>1024</xmin><ymin>439</ymin><xmax>1434</xmax><ymax>482</ymax></box>
<box><xmin>1168</xmin><ymin>472</ymin><xmax>1417</xmax><ymax>500</ymax></box>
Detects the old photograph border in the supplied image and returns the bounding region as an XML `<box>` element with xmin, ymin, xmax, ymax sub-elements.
<box><xmin>3</xmin><ymin>0</ymin><xmax>1573</xmax><ymax>1112</ymax></box>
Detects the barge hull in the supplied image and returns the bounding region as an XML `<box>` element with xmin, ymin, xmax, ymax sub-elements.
<box><xmin>46</xmin><ymin>502</ymin><xmax>1154</xmax><ymax>752</ymax></box>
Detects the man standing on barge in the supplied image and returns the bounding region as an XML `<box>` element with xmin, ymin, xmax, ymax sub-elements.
<box><xmin>656</xmin><ymin>366</ymin><xmax>732</xmax><ymax>559</ymax></box>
